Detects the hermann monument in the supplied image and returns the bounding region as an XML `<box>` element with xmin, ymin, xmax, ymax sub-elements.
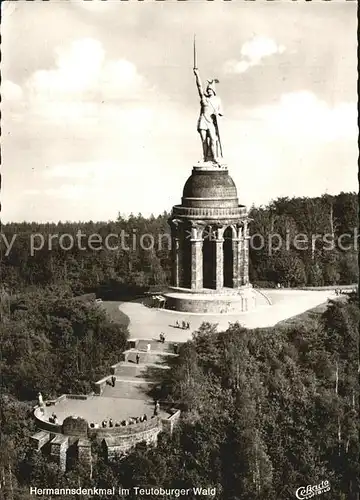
<box><xmin>165</xmin><ymin>39</ymin><xmax>257</xmax><ymax>314</ymax></box>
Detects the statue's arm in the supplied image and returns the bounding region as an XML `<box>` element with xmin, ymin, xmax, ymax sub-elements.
<box><xmin>193</xmin><ymin>68</ymin><xmax>204</xmax><ymax>98</ymax></box>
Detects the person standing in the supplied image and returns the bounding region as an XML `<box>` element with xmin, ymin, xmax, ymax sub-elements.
<box><xmin>153</xmin><ymin>400</ymin><xmax>160</xmax><ymax>416</ymax></box>
<box><xmin>38</xmin><ymin>392</ymin><xmax>44</xmax><ymax>406</ymax></box>
<box><xmin>136</xmin><ymin>353</ymin><xmax>140</xmax><ymax>365</ymax></box>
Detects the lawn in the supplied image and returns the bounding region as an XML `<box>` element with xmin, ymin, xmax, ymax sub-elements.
<box><xmin>276</xmin><ymin>295</ymin><xmax>347</xmax><ymax>329</ymax></box>
<box><xmin>101</xmin><ymin>301</ymin><xmax>130</xmax><ymax>327</ymax></box>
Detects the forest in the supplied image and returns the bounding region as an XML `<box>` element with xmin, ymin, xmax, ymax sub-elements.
<box><xmin>0</xmin><ymin>291</ymin><xmax>358</xmax><ymax>499</ymax></box>
<box><xmin>0</xmin><ymin>285</ymin><xmax>129</xmax><ymax>499</ymax></box>
<box><xmin>0</xmin><ymin>192</ymin><xmax>358</xmax><ymax>499</ymax></box>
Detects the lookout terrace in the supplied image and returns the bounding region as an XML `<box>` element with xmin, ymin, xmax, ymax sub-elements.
<box><xmin>31</xmin><ymin>339</ymin><xmax>181</xmax><ymax>475</ymax></box>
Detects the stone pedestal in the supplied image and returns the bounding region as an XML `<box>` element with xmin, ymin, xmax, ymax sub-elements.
<box><xmin>164</xmin><ymin>285</ymin><xmax>257</xmax><ymax>314</ymax></box>
<box><xmin>167</xmin><ymin>165</ymin><xmax>254</xmax><ymax>313</ymax></box>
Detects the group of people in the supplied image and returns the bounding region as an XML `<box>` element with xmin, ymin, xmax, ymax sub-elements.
<box><xmin>89</xmin><ymin>411</ymin><xmax>152</xmax><ymax>429</ymax></box>
<box><xmin>122</xmin><ymin>414</ymin><xmax>149</xmax><ymax>426</ymax></box>
<box><xmin>175</xmin><ymin>320</ymin><xmax>190</xmax><ymax>330</ymax></box>
<box><xmin>48</xmin><ymin>412</ymin><xmax>59</xmax><ymax>424</ymax></box>
<box><xmin>335</xmin><ymin>288</ymin><xmax>357</xmax><ymax>296</ymax></box>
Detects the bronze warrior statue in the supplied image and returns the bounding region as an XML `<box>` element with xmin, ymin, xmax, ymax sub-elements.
<box><xmin>193</xmin><ymin>37</ymin><xmax>223</xmax><ymax>164</ymax></box>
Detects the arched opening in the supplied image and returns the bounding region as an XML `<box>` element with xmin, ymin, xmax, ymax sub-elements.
<box><xmin>223</xmin><ymin>227</ymin><xmax>234</xmax><ymax>288</ymax></box>
<box><xmin>202</xmin><ymin>226</ymin><xmax>216</xmax><ymax>289</ymax></box>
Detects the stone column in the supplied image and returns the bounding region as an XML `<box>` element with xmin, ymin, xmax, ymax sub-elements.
<box><xmin>243</xmin><ymin>221</ymin><xmax>250</xmax><ymax>285</ymax></box>
<box><xmin>169</xmin><ymin>220</ymin><xmax>181</xmax><ymax>287</ymax></box>
<box><xmin>172</xmin><ymin>237</ymin><xmax>180</xmax><ymax>287</ymax></box>
<box><xmin>237</xmin><ymin>225</ymin><xmax>244</xmax><ymax>285</ymax></box>
<box><xmin>215</xmin><ymin>229</ymin><xmax>224</xmax><ymax>290</ymax></box>
<box><xmin>178</xmin><ymin>224</ymin><xmax>188</xmax><ymax>288</ymax></box>
<box><xmin>232</xmin><ymin>238</ymin><xmax>240</xmax><ymax>288</ymax></box>
<box><xmin>190</xmin><ymin>238</ymin><xmax>203</xmax><ymax>290</ymax></box>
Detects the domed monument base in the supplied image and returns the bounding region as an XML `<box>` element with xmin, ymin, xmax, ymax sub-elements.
<box><xmin>164</xmin><ymin>284</ymin><xmax>257</xmax><ymax>314</ymax></box>
<box><xmin>167</xmin><ymin>164</ymin><xmax>255</xmax><ymax>315</ymax></box>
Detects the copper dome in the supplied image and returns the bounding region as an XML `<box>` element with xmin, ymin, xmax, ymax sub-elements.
<box><xmin>181</xmin><ymin>169</ymin><xmax>239</xmax><ymax>208</ymax></box>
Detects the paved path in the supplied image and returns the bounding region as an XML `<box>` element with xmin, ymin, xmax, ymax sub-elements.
<box><xmin>119</xmin><ymin>289</ymin><xmax>337</xmax><ymax>341</ymax></box>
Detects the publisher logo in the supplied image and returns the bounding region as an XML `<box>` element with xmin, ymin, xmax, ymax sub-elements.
<box><xmin>295</xmin><ymin>480</ymin><xmax>330</xmax><ymax>499</ymax></box>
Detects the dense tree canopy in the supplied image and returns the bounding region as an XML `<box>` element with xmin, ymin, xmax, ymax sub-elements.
<box><xmin>1</xmin><ymin>288</ymin><xmax>128</xmax><ymax>400</ymax></box>
<box><xmin>113</xmin><ymin>296</ymin><xmax>358</xmax><ymax>500</ymax></box>
<box><xmin>1</xmin><ymin>291</ymin><xmax>358</xmax><ymax>499</ymax></box>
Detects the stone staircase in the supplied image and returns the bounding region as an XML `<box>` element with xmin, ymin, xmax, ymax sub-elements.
<box><xmin>100</xmin><ymin>339</ymin><xmax>180</xmax><ymax>400</ymax></box>
<box><xmin>31</xmin><ymin>338</ymin><xmax>183</xmax><ymax>473</ymax></box>
<box><xmin>135</xmin><ymin>339</ymin><xmax>177</xmax><ymax>353</ymax></box>
<box><xmin>123</xmin><ymin>350</ymin><xmax>177</xmax><ymax>365</ymax></box>
<box><xmin>112</xmin><ymin>362</ymin><xmax>170</xmax><ymax>379</ymax></box>
<box><xmin>101</xmin><ymin>379</ymin><xmax>153</xmax><ymax>400</ymax></box>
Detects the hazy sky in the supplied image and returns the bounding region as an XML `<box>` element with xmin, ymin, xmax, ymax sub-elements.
<box><xmin>2</xmin><ymin>1</ymin><xmax>358</xmax><ymax>222</ymax></box>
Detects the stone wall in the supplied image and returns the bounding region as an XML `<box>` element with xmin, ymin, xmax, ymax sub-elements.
<box><xmin>50</xmin><ymin>435</ymin><xmax>69</xmax><ymax>472</ymax></box>
<box><xmin>78</xmin><ymin>438</ymin><xmax>92</xmax><ymax>477</ymax></box>
<box><xmin>161</xmin><ymin>410</ymin><xmax>181</xmax><ymax>435</ymax></box>
<box><xmin>62</xmin><ymin>416</ymin><xmax>88</xmax><ymax>437</ymax></box>
<box><xmin>104</xmin><ymin>425</ymin><xmax>162</xmax><ymax>462</ymax></box>
<box><xmin>164</xmin><ymin>289</ymin><xmax>257</xmax><ymax>314</ymax></box>
<box><xmin>31</xmin><ymin>431</ymin><xmax>51</xmax><ymax>451</ymax></box>
<box><xmin>94</xmin><ymin>375</ymin><xmax>113</xmax><ymax>395</ymax></box>
<box><xmin>90</xmin><ymin>416</ymin><xmax>161</xmax><ymax>439</ymax></box>
<box><xmin>98</xmin><ymin>413</ymin><xmax>181</xmax><ymax>462</ymax></box>
<box><xmin>33</xmin><ymin>406</ymin><xmax>62</xmax><ymax>434</ymax></box>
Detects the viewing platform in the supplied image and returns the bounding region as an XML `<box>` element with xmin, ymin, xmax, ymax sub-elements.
<box><xmin>31</xmin><ymin>338</ymin><xmax>182</xmax><ymax>472</ymax></box>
